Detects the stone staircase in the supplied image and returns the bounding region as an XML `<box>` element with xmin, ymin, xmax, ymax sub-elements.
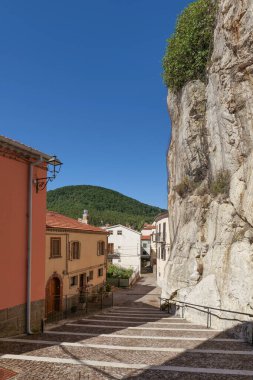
<box><xmin>0</xmin><ymin>305</ymin><xmax>253</xmax><ymax>379</ymax></box>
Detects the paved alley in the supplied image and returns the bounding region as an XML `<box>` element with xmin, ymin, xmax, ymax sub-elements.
<box><xmin>1</xmin><ymin>274</ymin><xmax>253</xmax><ymax>379</ymax></box>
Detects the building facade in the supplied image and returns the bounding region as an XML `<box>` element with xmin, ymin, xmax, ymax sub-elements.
<box><xmin>45</xmin><ymin>211</ymin><xmax>107</xmax><ymax>317</ymax></box>
<box><xmin>155</xmin><ymin>212</ymin><xmax>170</xmax><ymax>288</ymax></box>
<box><xmin>141</xmin><ymin>235</ymin><xmax>151</xmax><ymax>256</ymax></box>
<box><xmin>106</xmin><ymin>225</ymin><xmax>141</xmax><ymax>275</ymax></box>
<box><xmin>141</xmin><ymin>224</ymin><xmax>156</xmax><ymax>237</ymax></box>
<box><xmin>0</xmin><ymin>135</ymin><xmax>60</xmax><ymax>337</ymax></box>
<box><xmin>141</xmin><ymin>224</ymin><xmax>156</xmax><ymax>269</ymax></box>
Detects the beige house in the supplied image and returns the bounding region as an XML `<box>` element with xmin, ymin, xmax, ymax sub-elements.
<box><xmin>45</xmin><ymin>211</ymin><xmax>107</xmax><ymax>316</ymax></box>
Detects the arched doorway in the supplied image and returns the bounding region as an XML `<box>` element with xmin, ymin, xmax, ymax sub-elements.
<box><xmin>46</xmin><ymin>274</ymin><xmax>62</xmax><ymax>317</ymax></box>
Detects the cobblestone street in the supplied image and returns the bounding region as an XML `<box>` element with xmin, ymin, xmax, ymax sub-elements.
<box><xmin>1</xmin><ymin>274</ymin><xmax>253</xmax><ymax>379</ymax></box>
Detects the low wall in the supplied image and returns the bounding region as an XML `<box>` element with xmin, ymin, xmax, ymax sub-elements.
<box><xmin>107</xmin><ymin>270</ymin><xmax>140</xmax><ymax>288</ymax></box>
<box><xmin>0</xmin><ymin>299</ymin><xmax>44</xmax><ymax>337</ymax></box>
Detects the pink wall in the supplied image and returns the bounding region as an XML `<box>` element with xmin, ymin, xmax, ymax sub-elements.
<box><xmin>0</xmin><ymin>156</ymin><xmax>46</xmax><ymax>310</ymax></box>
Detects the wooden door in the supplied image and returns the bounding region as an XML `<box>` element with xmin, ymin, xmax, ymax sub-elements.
<box><xmin>80</xmin><ymin>273</ymin><xmax>86</xmax><ymax>289</ymax></box>
<box><xmin>46</xmin><ymin>277</ymin><xmax>61</xmax><ymax>315</ymax></box>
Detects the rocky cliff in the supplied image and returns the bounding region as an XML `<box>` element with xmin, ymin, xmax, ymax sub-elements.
<box><xmin>164</xmin><ymin>0</ymin><xmax>253</xmax><ymax>339</ymax></box>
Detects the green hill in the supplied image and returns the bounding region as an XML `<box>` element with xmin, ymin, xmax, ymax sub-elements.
<box><xmin>47</xmin><ymin>185</ymin><xmax>166</xmax><ymax>230</ymax></box>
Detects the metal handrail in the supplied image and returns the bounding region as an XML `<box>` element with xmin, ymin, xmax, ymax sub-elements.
<box><xmin>160</xmin><ymin>298</ymin><xmax>253</xmax><ymax>318</ymax></box>
<box><xmin>159</xmin><ymin>297</ymin><xmax>253</xmax><ymax>336</ymax></box>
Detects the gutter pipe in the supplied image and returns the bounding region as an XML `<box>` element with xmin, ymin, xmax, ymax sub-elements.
<box><xmin>27</xmin><ymin>157</ymin><xmax>43</xmax><ymax>335</ymax></box>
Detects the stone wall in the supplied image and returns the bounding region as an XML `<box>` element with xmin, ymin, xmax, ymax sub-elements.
<box><xmin>164</xmin><ymin>0</ymin><xmax>253</xmax><ymax>341</ymax></box>
<box><xmin>0</xmin><ymin>300</ymin><xmax>44</xmax><ymax>337</ymax></box>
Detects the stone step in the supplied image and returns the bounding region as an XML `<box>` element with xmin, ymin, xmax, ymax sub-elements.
<box><xmin>47</xmin><ymin>326</ymin><xmax>234</xmax><ymax>339</ymax></box>
<box><xmin>1</xmin><ymin>356</ymin><xmax>253</xmax><ymax>380</ymax></box>
<box><xmin>3</xmin><ymin>334</ymin><xmax>247</xmax><ymax>350</ymax></box>
<box><xmin>107</xmin><ymin>310</ymin><xmax>166</xmax><ymax>316</ymax></box>
<box><xmin>97</xmin><ymin>313</ymin><xmax>179</xmax><ymax>321</ymax></box>
<box><xmin>79</xmin><ymin>318</ymin><xmax>191</xmax><ymax>326</ymax></box>
<box><xmin>89</xmin><ymin>315</ymin><xmax>189</xmax><ymax>323</ymax></box>
<box><xmin>85</xmin><ymin>335</ymin><xmax>251</xmax><ymax>351</ymax></box>
<box><xmin>1</xmin><ymin>339</ymin><xmax>253</xmax><ymax>356</ymax></box>
<box><xmin>113</xmin><ymin>307</ymin><xmax>161</xmax><ymax>311</ymax></box>
<box><xmin>71</xmin><ymin>320</ymin><xmax>211</xmax><ymax>329</ymax></box>
<box><xmin>2</xmin><ymin>353</ymin><xmax>253</xmax><ymax>376</ymax></box>
<box><xmin>65</xmin><ymin>322</ymin><xmax>223</xmax><ymax>332</ymax></box>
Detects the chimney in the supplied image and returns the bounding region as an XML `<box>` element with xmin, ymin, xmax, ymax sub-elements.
<box><xmin>78</xmin><ymin>210</ymin><xmax>89</xmax><ymax>224</ymax></box>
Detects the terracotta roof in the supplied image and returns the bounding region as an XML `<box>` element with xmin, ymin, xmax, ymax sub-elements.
<box><xmin>46</xmin><ymin>211</ymin><xmax>106</xmax><ymax>233</ymax></box>
<box><xmin>141</xmin><ymin>235</ymin><xmax>151</xmax><ymax>240</ymax></box>
<box><xmin>0</xmin><ymin>135</ymin><xmax>52</xmax><ymax>160</ymax></box>
<box><xmin>143</xmin><ymin>224</ymin><xmax>156</xmax><ymax>230</ymax></box>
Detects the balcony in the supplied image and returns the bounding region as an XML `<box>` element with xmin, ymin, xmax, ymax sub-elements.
<box><xmin>154</xmin><ymin>232</ymin><xmax>166</xmax><ymax>243</ymax></box>
<box><xmin>107</xmin><ymin>250</ymin><xmax>120</xmax><ymax>259</ymax></box>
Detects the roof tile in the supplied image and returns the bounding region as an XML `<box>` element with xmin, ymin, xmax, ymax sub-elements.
<box><xmin>46</xmin><ymin>211</ymin><xmax>106</xmax><ymax>233</ymax></box>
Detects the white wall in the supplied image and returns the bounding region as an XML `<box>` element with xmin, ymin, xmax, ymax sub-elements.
<box><xmin>106</xmin><ymin>225</ymin><xmax>141</xmax><ymax>274</ymax></box>
<box><xmin>140</xmin><ymin>227</ymin><xmax>156</xmax><ymax>236</ymax></box>
<box><xmin>156</xmin><ymin>216</ymin><xmax>170</xmax><ymax>288</ymax></box>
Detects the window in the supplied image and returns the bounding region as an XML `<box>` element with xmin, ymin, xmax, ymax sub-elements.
<box><xmin>97</xmin><ymin>241</ymin><xmax>105</xmax><ymax>255</ymax></box>
<box><xmin>50</xmin><ymin>238</ymin><xmax>61</xmax><ymax>258</ymax></box>
<box><xmin>108</xmin><ymin>230</ymin><xmax>113</xmax><ymax>235</ymax></box>
<box><xmin>161</xmin><ymin>246</ymin><xmax>166</xmax><ymax>261</ymax></box>
<box><xmin>117</xmin><ymin>230</ymin><xmax>122</xmax><ymax>235</ymax></box>
<box><xmin>143</xmin><ymin>243</ymin><xmax>147</xmax><ymax>248</ymax></box>
<box><xmin>71</xmin><ymin>241</ymin><xmax>80</xmax><ymax>259</ymax></box>
<box><xmin>163</xmin><ymin>223</ymin><xmax>166</xmax><ymax>242</ymax></box>
<box><xmin>70</xmin><ymin>276</ymin><xmax>78</xmax><ymax>287</ymax></box>
<box><xmin>98</xmin><ymin>267</ymin><xmax>103</xmax><ymax>277</ymax></box>
<box><xmin>158</xmin><ymin>247</ymin><xmax>160</xmax><ymax>259</ymax></box>
<box><xmin>89</xmin><ymin>270</ymin><xmax>93</xmax><ymax>281</ymax></box>
<box><xmin>108</xmin><ymin>243</ymin><xmax>114</xmax><ymax>254</ymax></box>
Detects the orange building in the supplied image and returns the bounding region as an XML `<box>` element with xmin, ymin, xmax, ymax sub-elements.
<box><xmin>45</xmin><ymin>211</ymin><xmax>107</xmax><ymax>317</ymax></box>
<box><xmin>0</xmin><ymin>135</ymin><xmax>61</xmax><ymax>337</ymax></box>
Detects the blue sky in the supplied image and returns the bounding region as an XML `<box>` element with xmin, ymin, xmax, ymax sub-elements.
<box><xmin>0</xmin><ymin>0</ymin><xmax>192</xmax><ymax>209</ymax></box>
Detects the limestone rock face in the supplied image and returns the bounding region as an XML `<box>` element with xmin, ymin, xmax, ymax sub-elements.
<box><xmin>164</xmin><ymin>0</ymin><xmax>253</xmax><ymax>338</ymax></box>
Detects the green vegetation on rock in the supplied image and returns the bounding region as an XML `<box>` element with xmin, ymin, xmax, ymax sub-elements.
<box><xmin>210</xmin><ymin>170</ymin><xmax>230</xmax><ymax>197</ymax></box>
<box><xmin>47</xmin><ymin>185</ymin><xmax>166</xmax><ymax>230</ymax></box>
<box><xmin>163</xmin><ymin>0</ymin><xmax>217</xmax><ymax>91</ymax></box>
<box><xmin>174</xmin><ymin>170</ymin><xmax>231</xmax><ymax>199</ymax></box>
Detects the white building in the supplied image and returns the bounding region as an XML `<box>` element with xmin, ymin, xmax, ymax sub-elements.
<box><xmin>106</xmin><ymin>224</ymin><xmax>141</xmax><ymax>274</ymax></box>
<box><xmin>141</xmin><ymin>235</ymin><xmax>151</xmax><ymax>256</ymax></box>
<box><xmin>141</xmin><ymin>224</ymin><xmax>156</xmax><ymax>237</ymax></box>
<box><xmin>141</xmin><ymin>224</ymin><xmax>156</xmax><ymax>269</ymax></box>
<box><xmin>154</xmin><ymin>212</ymin><xmax>170</xmax><ymax>288</ymax></box>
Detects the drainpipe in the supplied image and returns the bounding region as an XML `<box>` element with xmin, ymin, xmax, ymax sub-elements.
<box><xmin>27</xmin><ymin>157</ymin><xmax>43</xmax><ymax>334</ymax></box>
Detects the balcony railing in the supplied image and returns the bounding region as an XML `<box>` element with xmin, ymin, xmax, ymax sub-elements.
<box><xmin>154</xmin><ymin>232</ymin><xmax>166</xmax><ymax>243</ymax></box>
<box><xmin>107</xmin><ymin>250</ymin><xmax>120</xmax><ymax>259</ymax></box>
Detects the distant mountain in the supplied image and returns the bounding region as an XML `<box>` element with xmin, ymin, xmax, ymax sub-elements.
<box><xmin>47</xmin><ymin>185</ymin><xmax>166</xmax><ymax>230</ymax></box>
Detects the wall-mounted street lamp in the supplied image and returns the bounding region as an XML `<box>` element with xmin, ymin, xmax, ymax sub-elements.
<box><xmin>34</xmin><ymin>155</ymin><xmax>62</xmax><ymax>192</ymax></box>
